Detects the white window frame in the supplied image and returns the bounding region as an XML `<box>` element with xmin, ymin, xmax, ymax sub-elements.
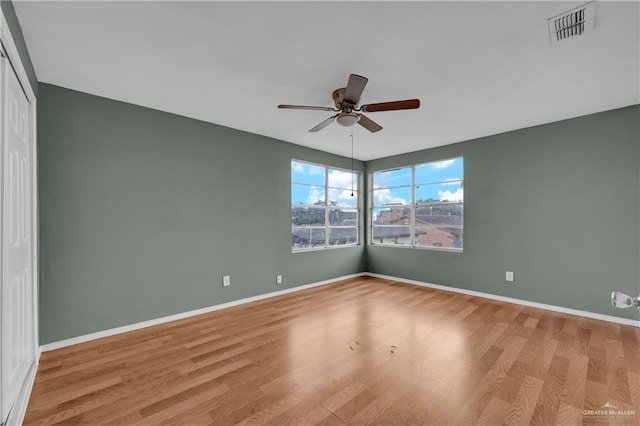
<box><xmin>291</xmin><ymin>159</ymin><xmax>360</xmax><ymax>252</ymax></box>
<box><xmin>369</xmin><ymin>157</ymin><xmax>464</xmax><ymax>252</ymax></box>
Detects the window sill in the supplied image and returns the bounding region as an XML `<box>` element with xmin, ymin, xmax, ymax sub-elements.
<box><xmin>368</xmin><ymin>244</ymin><xmax>463</xmax><ymax>253</ymax></box>
<box><xmin>292</xmin><ymin>244</ymin><xmax>360</xmax><ymax>254</ymax></box>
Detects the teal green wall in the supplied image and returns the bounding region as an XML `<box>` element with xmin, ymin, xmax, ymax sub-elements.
<box><xmin>37</xmin><ymin>82</ymin><xmax>639</xmax><ymax>344</ymax></box>
<box><xmin>366</xmin><ymin>106</ymin><xmax>640</xmax><ymax>321</ymax></box>
<box><xmin>0</xmin><ymin>0</ymin><xmax>37</xmax><ymax>95</ymax></box>
<box><xmin>37</xmin><ymin>83</ymin><xmax>366</xmax><ymax>344</ymax></box>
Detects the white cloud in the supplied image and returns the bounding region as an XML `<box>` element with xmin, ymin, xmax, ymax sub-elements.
<box><xmin>292</xmin><ymin>161</ymin><xmax>325</xmax><ymax>176</ymax></box>
<box><xmin>308</xmin><ymin>165</ymin><xmax>325</xmax><ymax>175</ymax></box>
<box><xmin>329</xmin><ymin>188</ymin><xmax>357</xmax><ymax>206</ymax></box>
<box><xmin>438</xmin><ymin>188</ymin><xmax>464</xmax><ymax>202</ymax></box>
<box><xmin>328</xmin><ymin>169</ymin><xmax>356</xmax><ymax>189</ymax></box>
<box><xmin>306</xmin><ymin>186</ymin><xmax>324</xmax><ymax>205</ymax></box>
<box><xmin>373</xmin><ymin>169</ymin><xmax>411</xmax><ymax>188</ymax></box>
<box><xmin>373</xmin><ymin>188</ymin><xmax>408</xmax><ymax>205</ymax></box>
<box><xmin>442</xmin><ymin>178</ymin><xmax>462</xmax><ymax>185</ymax></box>
<box><xmin>291</xmin><ymin>162</ymin><xmax>304</xmax><ymax>173</ymax></box>
<box><xmin>431</xmin><ymin>159</ymin><xmax>456</xmax><ymax>170</ymax></box>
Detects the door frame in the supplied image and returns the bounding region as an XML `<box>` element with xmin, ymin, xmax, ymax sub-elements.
<box><xmin>0</xmin><ymin>9</ymin><xmax>38</xmax><ymax>426</ymax></box>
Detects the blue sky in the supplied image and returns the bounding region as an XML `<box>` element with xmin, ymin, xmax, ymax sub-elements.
<box><xmin>372</xmin><ymin>157</ymin><xmax>464</xmax><ymax>205</ymax></box>
<box><xmin>373</xmin><ymin>157</ymin><xmax>463</xmax><ymax>188</ymax></box>
<box><xmin>291</xmin><ymin>158</ymin><xmax>463</xmax><ymax>207</ymax></box>
<box><xmin>292</xmin><ymin>161</ymin><xmax>358</xmax><ymax>207</ymax></box>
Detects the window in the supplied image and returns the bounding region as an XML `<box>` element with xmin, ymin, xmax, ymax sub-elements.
<box><xmin>291</xmin><ymin>160</ymin><xmax>359</xmax><ymax>250</ymax></box>
<box><xmin>371</xmin><ymin>157</ymin><xmax>463</xmax><ymax>250</ymax></box>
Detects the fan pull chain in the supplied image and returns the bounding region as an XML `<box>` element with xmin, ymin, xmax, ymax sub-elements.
<box><xmin>351</xmin><ymin>129</ymin><xmax>355</xmax><ymax>197</ymax></box>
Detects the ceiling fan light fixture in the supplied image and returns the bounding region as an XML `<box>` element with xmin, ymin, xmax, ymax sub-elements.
<box><xmin>336</xmin><ymin>112</ymin><xmax>360</xmax><ymax>127</ymax></box>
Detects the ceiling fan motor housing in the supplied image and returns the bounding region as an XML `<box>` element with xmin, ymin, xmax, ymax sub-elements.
<box><xmin>332</xmin><ymin>88</ymin><xmax>352</xmax><ymax>110</ymax></box>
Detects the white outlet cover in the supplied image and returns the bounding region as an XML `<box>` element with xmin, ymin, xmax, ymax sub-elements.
<box><xmin>223</xmin><ymin>275</ymin><xmax>230</xmax><ymax>286</ymax></box>
<box><xmin>276</xmin><ymin>275</ymin><xmax>282</xmax><ymax>284</ymax></box>
<box><xmin>506</xmin><ymin>271</ymin><xmax>514</xmax><ymax>282</ymax></box>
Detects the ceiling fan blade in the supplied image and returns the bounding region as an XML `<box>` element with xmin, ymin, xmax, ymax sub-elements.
<box><xmin>309</xmin><ymin>115</ymin><xmax>338</xmax><ymax>132</ymax></box>
<box><xmin>278</xmin><ymin>104</ymin><xmax>337</xmax><ymax>112</ymax></box>
<box><xmin>343</xmin><ymin>74</ymin><xmax>368</xmax><ymax>105</ymax></box>
<box><xmin>360</xmin><ymin>99</ymin><xmax>420</xmax><ymax>113</ymax></box>
<box><xmin>357</xmin><ymin>114</ymin><xmax>383</xmax><ymax>133</ymax></box>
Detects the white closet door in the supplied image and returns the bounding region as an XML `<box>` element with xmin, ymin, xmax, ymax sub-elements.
<box><xmin>1</xmin><ymin>53</ymin><xmax>34</xmax><ymax>422</ymax></box>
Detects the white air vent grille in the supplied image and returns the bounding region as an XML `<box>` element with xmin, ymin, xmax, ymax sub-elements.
<box><xmin>548</xmin><ymin>1</ymin><xmax>595</xmax><ymax>43</ymax></box>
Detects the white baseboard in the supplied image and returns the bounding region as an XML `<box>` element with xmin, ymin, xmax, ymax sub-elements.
<box><xmin>40</xmin><ymin>273</ymin><xmax>367</xmax><ymax>352</ymax></box>
<box><xmin>40</xmin><ymin>270</ymin><xmax>638</xmax><ymax>353</ymax></box>
<box><xmin>5</xmin><ymin>354</ymin><xmax>39</xmax><ymax>426</ymax></box>
<box><xmin>366</xmin><ymin>273</ymin><xmax>640</xmax><ymax>327</ymax></box>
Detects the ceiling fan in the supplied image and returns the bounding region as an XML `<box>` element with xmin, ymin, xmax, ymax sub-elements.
<box><xmin>278</xmin><ymin>74</ymin><xmax>420</xmax><ymax>133</ymax></box>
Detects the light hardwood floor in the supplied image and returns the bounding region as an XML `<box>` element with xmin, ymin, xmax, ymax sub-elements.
<box><xmin>24</xmin><ymin>276</ymin><xmax>639</xmax><ymax>425</ymax></box>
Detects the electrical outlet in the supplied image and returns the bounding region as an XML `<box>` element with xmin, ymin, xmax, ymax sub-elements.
<box><xmin>276</xmin><ymin>275</ymin><xmax>282</xmax><ymax>284</ymax></box>
<box><xmin>506</xmin><ymin>271</ymin><xmax>514</xmax><ymax>282</ymax></box>
<box><xmin>222</xmin><ymin>275</ymin><xmax>230</xmax><ymax>287</ymax></box>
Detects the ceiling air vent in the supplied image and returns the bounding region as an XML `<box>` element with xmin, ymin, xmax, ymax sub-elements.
<box><xmin>548</xmin><ymin>1</ymin><xmax>595</xmax><ymax>43</ymax></box>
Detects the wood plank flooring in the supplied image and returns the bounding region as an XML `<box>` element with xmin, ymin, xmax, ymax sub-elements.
<box><xmin>24</xmin><ymin>277</ymin><xmax>640</xmax><ymax>425</ymax></box>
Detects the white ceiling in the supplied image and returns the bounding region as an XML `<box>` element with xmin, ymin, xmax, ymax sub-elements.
<box><xmin>13</xmin><ymin>1</ymin><xmax>640</xmax><ymax>161</ymax></box>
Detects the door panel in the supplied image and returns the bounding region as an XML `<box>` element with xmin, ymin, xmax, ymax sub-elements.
<box><xmin>1</xmin><ymin>54</ymin><xmax>34</xmax><ymax>422</ymax></box>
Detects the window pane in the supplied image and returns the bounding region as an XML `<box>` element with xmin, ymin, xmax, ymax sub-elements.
<box><xmin>291</xmin><ymin>161</ymin><xmax>325</xmax><ymax>185</ymax></box>
<box><xmin>329</xmin><ymin>227</ymin><xmax>358</xmax><ymax>246</ymax></box>
<box><xmin>415</xmin><ymin>157</ymin><xmax>463</xmax><ymax>185</ymax></box>
<box><xmin>414</xmin><ymin>226</ymin><xmax>463</xmax><ymax>249</ymax></box>
<box><xmin>292</xmin><ymin>184</ymin><xmax>325</xmax><ymax>206</ymax></box>
<box><xmin>329</xmin><ymin>208</ymin><xmax>358</xmax><ymax>226</ymax></box>
<box><xmin>373</xmin><ymin>167</ymin><xmax>411</xmax><ymax>189</ymax></box>
<box><xmin>328</xmin><ymin>169</ymin><xmax>358</xmax><ymax>190</ymax></box>
<box><xmin>328</xmin><ymin>188</ymin><xmax>357</xmax><ymax>207</ymax></box>
<box><xmin>372</xmin><ymin>226</ymin><xmax>413</xmax><ymax>246</ymax></box>
<box><xmin>415</xmin><ymin>182</ymin><xmax>463</xmax><ymax>204</ymax></box>
<box><xmin>292</xmin><ymin>227</ymin><xmax>326</xmax><ymax>249</ymax></box>
<box><xmin>292</xmin><ymin>206</ymin><xmax>325</xmax><ymax>226</ymax></box>
<box><xmin>292</xmin><ymin>160</ymin><xmax>361</xmax><ymax>251</ymax></box>
<box><xmin>372</xmin><ymin>187</ymin><xmax>411</xmax><ymax>206</ymax></box>
<box><xmin>372</xmin><ymin>206</ymin><xmax>411</xmax><ymax>225</ymax></box>
<box><xmin>369</xmin><ymin>157</ymin><xmax>463</xmax><ymax>251</ymax></box>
